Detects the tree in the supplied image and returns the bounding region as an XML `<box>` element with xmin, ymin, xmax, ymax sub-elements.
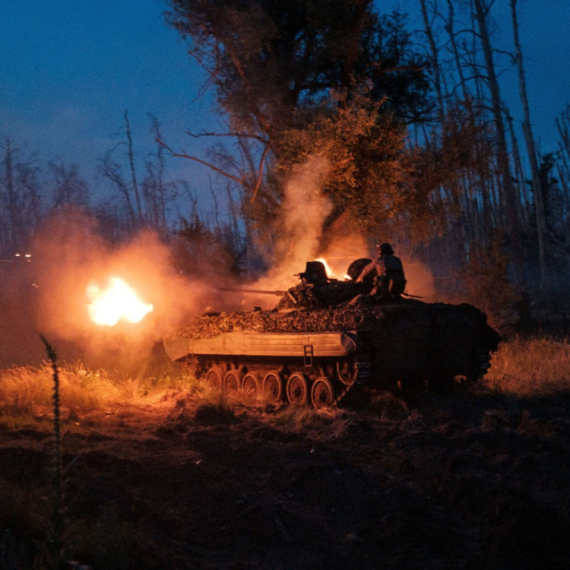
<box><xmin>472</xmin><ymin>0</ymin><xmax>521</xmax><ymax>247</ymax></box>
<box><xmin>510</xmin><ymin>0</ymin><xmax>548</xmax><ymax>301</ymax></box>
<box><xmin>0</xmin><ymin>138</ymin><xmax>42</xmax><ymax>256</ymax></box>
<box><xmin>167</xmin><ymin>0</ymin><xmax>429</xmax><ymax>134</ymax></box>
<box><xmin>49</xmin><ymin>161</ymin><xmax>90</xmax><ymax>210</ymax></box>
<box><xmin>165</xmin><ymin>0</ymin><xmax>431</xmax><ymax>239</ymax></box>
<box><xmin>99</xmin><ymin>112</ymin><xmax>180</xmax><ymax>238</ymax></box>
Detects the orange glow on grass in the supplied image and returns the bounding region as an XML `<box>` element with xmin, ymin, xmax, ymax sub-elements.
<box><xmin>86</xmin><ymin>277</ymin><xmax>154</xmax><ymax>326</ymax></box>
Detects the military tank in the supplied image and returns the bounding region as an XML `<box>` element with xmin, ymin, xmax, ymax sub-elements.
<box><xmin>163</xmin><ymin>260</ymin><xmax>501</xmax><ymax>408</ymax></box>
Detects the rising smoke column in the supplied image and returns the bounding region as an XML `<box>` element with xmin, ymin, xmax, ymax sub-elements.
<box><xmin>256</xmin><ymin>157</ymin><xmax>332</xmax><ymax>289</ymax></box>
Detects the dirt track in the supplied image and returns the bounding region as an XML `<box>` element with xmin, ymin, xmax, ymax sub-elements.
<box><xmin>1</xmin><ymin>386</ymin><xmax>570</xmax><ymax>569</ymax></box>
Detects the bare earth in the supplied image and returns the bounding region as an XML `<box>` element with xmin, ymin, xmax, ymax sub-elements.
<box><xmin>1</xmin><ymin>386</ymin><xmax>570</xmax><ymax>569</ymax></box>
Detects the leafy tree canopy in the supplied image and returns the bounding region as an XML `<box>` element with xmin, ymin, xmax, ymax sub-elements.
<box><xmin>167</xmin><ymin>0</ymin><xmax>430</xmax><ymax>136</ymax></box>
<box><xmin>166</xmin><ymin>0</ymin><xmax>432</xmax><ymax>235</ymax></box>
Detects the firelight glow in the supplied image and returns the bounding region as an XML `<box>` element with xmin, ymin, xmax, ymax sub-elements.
<box><xmin>316</xmin><ymin>257</ymin><xmax>350</xmax><ymax>281</ymax></box>
<box><xmin>86</xmin><ymin>277</ymin><xmax>154</xmax><ymax>326</ymax></box>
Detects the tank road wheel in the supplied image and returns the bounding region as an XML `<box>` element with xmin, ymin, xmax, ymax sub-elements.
<box><xmin>223</xmin><ymin>370</ymin><xmax>242</xmax><ymax>394</ymax></box>
<box><xmin>286</xmin><ymin>372</ymin><xmax>309</xmax><ymax>406</ymax></box>
<box><xmin>311</xmin><ymin>376</ymin><xmax>335</xmax><ymax>409</ymax></box>
<box><xmin>242</xmin><ymin>372</ymin><xmax>261</xmax><ymax>403</ymax></box>
<box><xmin>262</xmin><ymin>370</ymin><xmax>284</xmax><ymax>404</ymax></box>
<box><xmin>205</xmin><ymin>366</ymin><xmax>224</xmax><ymax>391</ymax></box>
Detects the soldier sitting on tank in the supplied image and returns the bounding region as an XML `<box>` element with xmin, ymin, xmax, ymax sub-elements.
<box><xmin>356</xmin><ymin>242</ymin><xmax>407</xmax><ymax>300</ymax></box>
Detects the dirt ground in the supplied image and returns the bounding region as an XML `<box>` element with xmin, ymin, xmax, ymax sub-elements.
<box><xmin>1</xmin><ymin>384</ymin><xmax>570</xmax><ymax>570</ymax></box>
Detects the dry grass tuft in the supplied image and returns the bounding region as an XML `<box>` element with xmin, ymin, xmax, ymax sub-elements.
<box><xmin>0</xmin><ymin>360</ymin><xmax>196</xmax><ymax>420</ymax></box>
<box><xmin>484</xmin><ymin>337</ymin><xmax>570</xmax><ymax>396</ymax></box>
<box><xmin>268</xmin><ymin>405</ymin><xmax>350</xmax><ymax>438</ymax></box>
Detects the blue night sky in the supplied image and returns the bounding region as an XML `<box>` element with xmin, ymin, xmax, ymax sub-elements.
<box><xmin>1</xmin><ymin>0</ymin><xmax>215</xmax><ymax>198</ymax></box>
<box><xmin>1</xmin><ymin>0</ymin><xmax>570</xmax><ymax>201</ymax></box>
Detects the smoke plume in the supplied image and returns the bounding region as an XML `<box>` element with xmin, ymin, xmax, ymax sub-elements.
<box><xmin>0</xmin><ymin>210</ymin><xmax>214</xmax><ymax>369</ymax></box>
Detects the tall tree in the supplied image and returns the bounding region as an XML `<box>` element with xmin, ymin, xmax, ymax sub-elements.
<box><xmin>472</xmin><ymin>0</ymin><xmax>521</xmax><ymax>248</ymax></box>
<box><xmin>510</xmin><ymin>0</ymin><xmax>548</xmax><ymax>301</ymax></box>
<box><xmin>165</xmin><ymin>0</ymin><xmax>431</xmax><ymax>233</ymax></box>
<box><xmin>100</xmin><ymin>113</ymin><xmax>180</xmax><ymax>237</ymax></box>
<box><xmin>0</xmin><ymin>139</ymin><xmax>42</xmax><ymax>255</ymax></box>
<box><xmin>49</xmin><ymin>162</ymin><xmax>90</xmax><ymax>210</ymax></box>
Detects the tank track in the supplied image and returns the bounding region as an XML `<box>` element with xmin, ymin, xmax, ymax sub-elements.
<box><xmin>333</xmin><ymin>354</ymin><xmax>372</xmax><ymax>408</ymax></box>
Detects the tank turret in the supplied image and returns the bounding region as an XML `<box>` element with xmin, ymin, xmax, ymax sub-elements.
<box><xmin>276</xmin><ymin>260</ymin><xmax>373</xmax><ymax>310</ymax></box>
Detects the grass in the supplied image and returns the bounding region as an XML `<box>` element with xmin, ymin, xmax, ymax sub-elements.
<box><xmin>484</xmin><ymin>336</ymin><xmax>570</xmax><ymax>396</ymax></box>
<box><xmin>0</xmin><ymin>359</ymin><xmax>197</xmax><ymax>422</ymax></box>
<box><xmin>0</xmin><ymin>336</ymin><xmax>568</xmax><ymax>568</ymax></box>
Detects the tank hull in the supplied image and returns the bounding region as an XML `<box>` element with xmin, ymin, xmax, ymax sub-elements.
<box><xmin>164</xmin><ymin>299</ymin><xmax>500</xmax><ymax>407</ymax></box>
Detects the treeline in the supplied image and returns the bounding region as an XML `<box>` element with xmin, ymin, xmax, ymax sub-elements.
<box><xmin>409</xmin><ymin>0</ymin><xmax>570</xmax><ymax>312</ymax></box>
<box><xmin>163</xmin><ymin>0</ymin><xmax>570</xmax><ymax>314</ymax></box>
<box><xmin>0</xmin><ymin>111</ymin><xmax>244</xmax><ymax>273</ymax></box>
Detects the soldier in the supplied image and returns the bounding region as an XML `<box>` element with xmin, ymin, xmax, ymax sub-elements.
<box><xmin>356</xmin><ymin>242</ymin><xmax>407</xmax><ymax>299</ymax></box>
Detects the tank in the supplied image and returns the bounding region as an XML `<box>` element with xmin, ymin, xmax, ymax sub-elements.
<box><xmin>163</xmin><ymin>260</ymin><xmax>501</xmax><ymax>408</ymax></box>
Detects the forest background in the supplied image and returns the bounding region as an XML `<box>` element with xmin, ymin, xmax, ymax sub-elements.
<box><xmin>2</xmin><ymin>0</ymin><xmax>570</xmax><ymax>332</ymax></box>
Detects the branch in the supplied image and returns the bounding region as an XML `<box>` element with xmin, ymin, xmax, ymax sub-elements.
<box><xmin>156</xmin><ymin>138</ymin><xmax>251</xmax><ymax>190</ymax></box>
<box><xmin>186</xmin><ymin>130</ymin><xmax>268</xmax><ymax>144</ymax></box>
<box><xmin>250</xmin><ymin>143</ymin><xmax>271</xmax><ymax>203</ymax></box>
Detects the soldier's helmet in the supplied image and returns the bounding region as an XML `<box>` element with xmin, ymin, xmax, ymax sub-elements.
<box><xmin>377</xmin><ymin>243</ymin><xmax>394</xmax><ymax>255</ymax></box>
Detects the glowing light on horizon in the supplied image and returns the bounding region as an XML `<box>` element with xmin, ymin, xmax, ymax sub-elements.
<box><xmin>86</xmin><ymin>277</ymin><xmax>154</xmax><ymax>326</ymax></box>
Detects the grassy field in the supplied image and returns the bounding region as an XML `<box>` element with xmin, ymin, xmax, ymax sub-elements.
<box><xmin>1</xmin><ymin>336</ymin><xmax>569</xmax><ymax>569</ymax></box>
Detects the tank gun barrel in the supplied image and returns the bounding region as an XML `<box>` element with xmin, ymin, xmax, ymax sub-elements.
<box><xmin>217</xmin><ymin>287</ymin><xmax>288</xmax><ymax>296</ymax></box>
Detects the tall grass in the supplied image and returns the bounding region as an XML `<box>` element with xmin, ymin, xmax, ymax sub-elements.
<box><xmin>484</xmin><ymin>337</ymin><xmax>570</xmax><ymax>396</ymax></box>
<box><xmin>0</xmin><ymin>360</ymin><xmax>195</xmax><ymax>420</ymax></box>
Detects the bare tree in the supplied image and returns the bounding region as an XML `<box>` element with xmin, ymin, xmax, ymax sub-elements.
<box><xmin>0</xmin><ymin>138</ymin><xmax>42</xmax><ymax>255</ymax></box>
<box><xmin>100</xmin><ymin>112</ymin><xmax>188</xmax><ymax>239</ymax></box>
<box><xmin>510</xmin><ymin>0</ymin><xmax>548</xmax><ymax>301</ymax></box>
<box><xmin>49</xmin><ymin>162</ymin><xmax>90</xmax><ymax>210</ymax></box>
<box><xmin>99</xmin><ymin>151</ymin><xmax>140</xmax><ymax>233</ymax></box>
<box><xmin>419</xmin><ymin>0</ymin><xmax>446</xmax><ymax>119</ymax></box>
<box><xmin>472</xmin><ymin>0</ymin><xmax>521</xmax><ymax>252</ymax></box>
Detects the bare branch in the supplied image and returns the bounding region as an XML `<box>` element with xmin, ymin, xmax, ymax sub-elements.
<box><xmin>250</xmin><ymin>143</ymin><xmax>271</xmax><ymax>203</ymax></box>
<box><xmin>186</xmin><ymin>130</ymin><xmax>268</xmax><ymax>144</ymax></box>
<box><xmin>155</xmin><ymin>138</ymin><xmax>252</xmax><ymax>190</ymax></box>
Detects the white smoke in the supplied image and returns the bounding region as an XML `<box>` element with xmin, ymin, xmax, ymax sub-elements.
<box><xmin>252</xmin><ymin>157</ymin><xmax>332</xmax><ymax>292</ymax></box>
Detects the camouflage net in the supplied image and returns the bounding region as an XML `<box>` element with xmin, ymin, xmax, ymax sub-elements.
<box><xmin>171</xmin><ymin>303</ymin><xmax>430</xmax><ymax>339</ymax></box>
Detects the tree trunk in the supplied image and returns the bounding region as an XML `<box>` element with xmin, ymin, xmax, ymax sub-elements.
<box><xmin>3</xmin><ymin>140</ymin><xmax>23</xmax><ymax>253</ymax></box>
<box><xmin>420</xmin><ymin>0</ymin><xmax>445</xmax><ymax>119</ymax></box>
<box><xmin>472</xmin><ymin>0</ymin><xmax>522</xmax><ymax>265</ymax></box>
<box><xmin>510</xmin><ymin>0</ymin><xmax>549</xmax><ymax>303</ymax></box>
<box><xmin>124</xmin><ymin>110</ymin><xmax>144</xmax><ymax>226</ymax></box>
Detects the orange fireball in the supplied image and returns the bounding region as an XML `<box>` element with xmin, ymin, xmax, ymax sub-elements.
<box><xmin>86</xmin><ymin>277</ymin><xmax>154</xmax><ymax>326</ymax></box>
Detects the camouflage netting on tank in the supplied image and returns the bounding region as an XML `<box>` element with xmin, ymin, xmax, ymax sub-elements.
<box><xmin>172</xmin><ymin>303</ymin><xmax>431</xmax><ymax>339</ymax></box>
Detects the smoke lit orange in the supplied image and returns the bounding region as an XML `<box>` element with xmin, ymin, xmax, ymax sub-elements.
<box><xmin>86</xmin><ymin>277</ymin><xmax>153</xmax><ymax>326</ymax></box>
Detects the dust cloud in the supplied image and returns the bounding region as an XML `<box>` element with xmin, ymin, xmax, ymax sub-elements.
<box><xmin>257</xmin><ymin>157</ymin><xmax>332</xmax><ymax>288</ymax></box>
